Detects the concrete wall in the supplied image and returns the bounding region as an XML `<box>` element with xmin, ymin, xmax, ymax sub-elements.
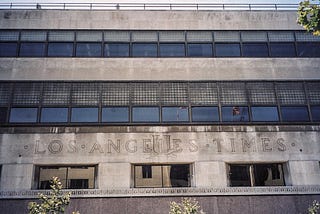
<box><xmin>0</xmin><ymin>10</ymin><xmax>303</xmax><ymax>30</ymax></box>
<box><xmin>1</xmin><ymin>58</ymin><xmax>319</xmax><ymax>81</ymax></box>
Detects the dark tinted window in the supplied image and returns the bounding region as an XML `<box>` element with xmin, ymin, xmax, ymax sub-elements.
<box><xmin>132</xmin><ymin>43</ymin><xmax>157</xmax><ymax>57</ymax></box>
<box><xmin>281</xmin><ymin>106</ymin><xmax>309</xmax><ymax>122</ymax></box>
<box><xmin>191</xmin><ymin>106</ymin><xmax>219</xmax><ymax>122</ymax></box>
<box><xmin>162</xmin><ymin>107</ymin><xmax>189</xmax><ymax>122</ymax></box>
<box><xmin>104</xmin><ymin>43</ymin><xmax>129</xmax><ymax>57</ymax></box>
<box><xmin>311</xmin><ymin>106</ymin><xmax>320</xmax><ymax>122</ymax></box>
<box><xmin>222</xmin><ymin>106</ymin><xmax>249</xmax><ymax>122</ymax></box>
<box><xmin>297</xmin><ymin>42</ymin><xmax>320</xmax><ymax>57</ymax></box>
<box><xmin>40</xmin><ymin>107</ymin><xmax>68</xmax><ymax>123</ymax></box>
<box><xmin>187</xmin><ymin>43</ymin><xmax>213</xmax><ymax>57</ymax></box>
<box><xmin>20</xmin><ymin>43</ymin><xmax>46</xmax><ymax>57</ymax></box>
<box><xmin>215</xmin><ymin>43</ymin><xmax>240</xmax><ymax>57</ymax></box>
<box><xmin>0</xmin><ymin>107</ymin><xmax>7</xmax><ymax>123</ymax></box>
<box><xmin>270</xmin><ymin>43</ymin><xmax>296</xmax><ymax>57</ymax></box>
<box><xmin>251</xmin><ymin>106</ymin><xmax>279</xmax><ymax>122</ymax></box>
<box><xmin>229</xmin><ymin>165</ymin><xmax>251</xmax><ymax>187</ymax></box>
<box><xmin>102</xmin><ymin>107</ymin><xmax>129</xmax><ymax>122</ymax></box>
<box><xmin>71</xmin><ymin>107</ymin><xmax>98</xmax><ymax>122</ymax></box>
<box><xmin>0</xmin><ymin>43</ymin><xmax>17</xmax><ymax>57</ymax></box>
<box><xmin>159</xmin><ymin>44</ymin><xmax>185</xmax><ymax>57</ymax></box>
<box><xmin>76</xmin><ymin>43</ymin><xmax>102</xmax><ymax>57</ymax></box>
<box><xmin>9</xmin><ymin>107</ymin><xmax>38</xmax><ymax>123</ymax></box>
<box><xmin>132</xmin><ymin>107</ymin><xmax>159</xmax><ymax>122</ymax></box>
<box><xmin>48</xmin><ymin>43</ymin><xmax>74</xmax><ymax>57</ymax></box>
<box><xmin>242</xmin><ymin>43</ymin><xmax>269</xmax><ymax>57</ymax></box>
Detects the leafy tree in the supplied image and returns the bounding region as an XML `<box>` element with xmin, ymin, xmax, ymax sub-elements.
<box><xmin>169</xmin><ymin>198</ymin><xmax>205</xmax><ymax>214</ymax></box>
<box><xmin>28</xmin><ymin>177</ymin><xmax>79</xmax><ymax>214</ymax></box>
<box><xmin>297</xmin><ymin>0</ymin><xmax>320</xmax><ymax>36</ymax></box>
<box><xmin>309</xmin><ymin>200</ymin><xmax>320</xmax><ymax>214</ymax></box>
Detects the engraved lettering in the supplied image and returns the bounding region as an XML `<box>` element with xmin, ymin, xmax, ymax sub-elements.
<box><xmin>213</xmin><ymin>138</ymin><xmax>222</xmax><ymax>153</ymax></box>
<box><xmin>107</xmin><ymin>139</ymin><xmax>120</xmax><ymax>153</ymax></box>
<box><xmin>143</xmin><ymin>139</ymin><xmax>153</xmax><ymax>153</ymax></box>
<box><xmin>261</xmin><ymin>138</ymin><xmax>272</xmax><ymax>152</ymax></box>
<box><xmin>89</xmin><ymin>143</ymin><xmax>104</xmax><ymax>153</ymax></box>
<box><xmin>188</xmin><ymin>140</ymin><xmax>198</xmax><ymax>152</ymax></box>
<box><xmin>34</xmin><ymin>140</ymin><xmax>46</xmax><ymax>154</ymax></box>
<box><xmin>230</xmin><ymin>138</ymin><xmax>236</xmax><ymax>152</ymax></box>
<box><xmin>277</xmin><ymin>138</ymin><xmax>286</xmax><ymax>152</ymax></box>
<box><xmin>67</xmin><ymin>140</ymin><xmax>77</xmax><ymax>153</ymax></box>
<box><xmin>241</xmin><ymin>138</ymin><xmax>256</xmax><ymax>152</ymax></box>
<box><xmin>125</xmin><ymin>140</ymin><xmax>137</xmax><ymax>153</ymax></box>
<box><xmin>48</xmin><ymin>140</ymin><xmax>63</xmax><ymax>154</ymax></box>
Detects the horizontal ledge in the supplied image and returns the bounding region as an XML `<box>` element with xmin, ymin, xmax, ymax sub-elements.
<box><xmin>1</xmin><ymin>186</ymin><xmax>320</xmax><ymax>199</ymax></box>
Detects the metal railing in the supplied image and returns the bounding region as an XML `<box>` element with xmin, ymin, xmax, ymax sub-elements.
<box><xmin>0</xmin><ymin>3</ymin><xmax>301</xmax><ymax>11</ymax></box>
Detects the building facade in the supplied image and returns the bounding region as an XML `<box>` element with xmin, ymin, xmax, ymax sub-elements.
<box><xmin>0</xmin><ymin>4</ymin><xmax>320</xmax><ymax>214</ymax></box>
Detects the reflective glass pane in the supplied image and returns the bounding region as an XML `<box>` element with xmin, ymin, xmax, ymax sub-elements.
<box><xmin>229</xmin><ymin>165</ymin><xmax>251</xmax><ymax>187</ymax></box>
<box><xmin>251</xmin><ymin>106</ymin><xmax>279</xmax><ymax>122</ymax></box>
<box><xmin>242</xmin><ymin>43</ymin><xmax>269</xmax><ymax>57</ymax></box>
<box><xmin>71</xmin><ymin>107</ymin><xmax>98</xmax><ymax>122</ymax></box>
<box><xmin>281</xmin><ymin>106</ymin><xmax>309</xmax><ymax>122</ymax></box>
<box><xmin>104</xmin><ymin>43</ymin><xmax>129</xmax><ymax>57</ymax></box>
<box><xmin>162</xmin><ymin>107</ymin><xmax>189</xmax><ymax>122</ymax></box>
<box><xmin>311</xmin><ymin>106</ymin><xmax>320</xmax><ymax>122</ymax></box>
<box><xmin>167</xmin><ymin>164</ymin><xmax>190</xmax><ymax>187</ymax></box>
<box><xmin>0</xmin><ymin>43</ymin><xmax>17</xmax><ymax>56</ymax></box>
<box><xmin>270</xmin><ymin>43</ymin><xmax>296</xmax><ymax>57</ymax></box>
<box><xmin>9</xmin><ymin>107</ymin><xmax>38</xmax><ymax>123</ymax></box>
<box><xmin>191</xmin><ymin>106</ymin><xmax>219</xmax><ymax>122</ymax></box>
<box><xmin>159</xmin><ymin>44</ymin><xmax>185</xmax><ymax>57</ymax></box>
<box><xmin>215</xmin><ymin>43</ymin><xmax>240</xmax><ymax>57</ymax></box>
<box><xmin>297</xmin><ymin>42</ymin><xmax>320</xmax><ymax>57</ymax></box>
<box><xmin>48</xmin><ymin>43</ymin><xmax>74</xmax><ymax>57</ymax></box>
<box><xmin>187</xmin><ymin>43</ymin><xmax>213</xmax><ymax>57</ymax></box>
<box><xmin>132</xmin><ymin>43</ymin><xmax>157</xmax><ymax>57</ymax></box>
<box><xmin>41</xmin><ymin>107</ymin><xmax>68</xmax><ymax>123</ymax></box>
<box><xmin>132</xmin><ymin>107</ymin><xmax>159</xmax><ymax>122</ymax></box>
<box><xmin>222</xmin><ymin>106</ymin><xmax>249</xmax><ymax>122</ymax></box>
<box><xmin>76</xmin><ymin>43</ymin><xmax>101</xmax><ymax>57</ymax></box>
<box><xmin>19</xmin><ymin>43</ymin><xmax>46</xmax><ymax>57</ymax></box>
<box><xmin>0</xmin><ymin>107</ymin><xmax>7</xmax><ymax>123</ymax></box>
<box><xmin>102</xmin><ymin>107</ymin><xmax>129</xmax><ymax>122</ymax></box>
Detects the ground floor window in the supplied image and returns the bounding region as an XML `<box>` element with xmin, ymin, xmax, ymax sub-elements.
<box><xmin>35</xmin><ymin>165</ymin><xmax>96</xmax><ymax>189</ymax></box>
<box><xmin>134</xmin><ymin>164</ymin><xmax>191</xmax><ymax>188</ymax></box>
<box><xmin>228</xmin><ymin>163</ymin><xmax>285</xmax><ymax>187</ymax></box>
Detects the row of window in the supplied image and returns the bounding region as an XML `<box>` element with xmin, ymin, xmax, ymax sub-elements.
<box><xmin>2</xmin><ymin>105</ymin><xmax>319</xmax><ymax>124</ymax></box>
<box><xmin>1</xmin><ymin>42</ymin><xmax>319</xmax><ymax>57</ymax></box>
<box><xmin>34</xmin><ymin>163</ymin><xmax>285</xmax><ymax>189</ymax></box>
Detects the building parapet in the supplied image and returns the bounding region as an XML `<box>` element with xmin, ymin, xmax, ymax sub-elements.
<box><xmin>1</xmin><ymin>186</ymin><xmax>320</xmax><ymax>199</ymax></box>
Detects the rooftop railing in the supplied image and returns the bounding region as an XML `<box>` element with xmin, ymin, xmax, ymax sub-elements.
<box><xmin>0</xmin><ymin>3</ymin><xmax>301</xmax><ymax>11</ymax></box>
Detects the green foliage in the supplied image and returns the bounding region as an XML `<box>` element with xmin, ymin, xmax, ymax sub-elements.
<box><xmin>28</xmin><ymin>177</ymin><xmax>79</xmax><ymax>214</ymax></box>
<box><xmin>309</xmin><ymin>200</ymin><xmax>320</xmax><ymax>214</ymax></box>
<box><xmin>169</xmin><ymin>198</ymin><xmax>205</xmax><ymax>214</ymax></box>
<box><xmin>297</xmin><ymin>0</ymin><xmax>320</xmax><ymax>36</ymax></box>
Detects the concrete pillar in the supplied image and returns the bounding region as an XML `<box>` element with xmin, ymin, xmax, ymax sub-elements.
<box><xmin>0</xmin><ymin>164</ymin><xmax>33</xmax><ymax>190</ymax></box>
<box><xmin>288</xmin><ymin>160</ymin><xmax>320</xmax><ymax>185</ymax></box>
<box><xmin>194</xmin><ymin>161</ymin><xmax>228</xmax><ymax>187</ymax></box>
<box><xmin>98</xmin><ymin>162</ymin><xmax>131</xmax><ymax>189</ymax></box>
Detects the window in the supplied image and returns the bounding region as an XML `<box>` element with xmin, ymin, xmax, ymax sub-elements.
<box><xmin>71</xmin><ymin>107</ymin><xmax>98</xmax><ymax>123</ymax></box>
<box><xmin>132</xmin><ymin>43</ymin><xmax>157</xmax><ymax>57</ymax></box>
<box><xmin>102</xmin><ymin>107</ymin><xmax>129</xmax><ymax>123</ymax></box>
<box><xmin>40</xmin><ymin>107</ymin><xmax>68</xmax><ymax>123</ymax></box>
<box><xmin>162</xmin><ymin>107</ymin><xmax>189</xmax><ymax>122</ymax></box>
<box><xmin>0</xmin><ymin>107</ymin><xmax>7</xmax><ymax>123</ymax></box>
<box><xmin>311</xmin><ymin>106</ymin><xmax>320</xmax><ymax>122</ymax></box>
<box><xmin>221</xmin><ymin>106</ymin><xmax>249</xmax><ymax>122</ymax></box>
<box><xmin>242</xmin><ymin>43</ymin><xmax>269</xmax><ymax>57</ymax></box>
<box><xmin>281</xmin><ymin>106</ymin><xmax>309</xmax><ymax>122</ymax></box>
<box><xmin>19</xmin><ymin>43</ymin><xmax>46</xmax><ymax>57</ymax></box>
<box><xmin>132</xmin><ymin>107</ymin><xmax>159</xmax><ymax>122</ymax></box>
<box><xmin>0</xmin><ymin>43</ymin><xmax>17</xmax><ymax>57</ymax></box>
<box><xmin>191</xmin><ymin>106</ymin><xmax>219</xmax><ymax>122</ymax></box>
<box><xmin>269</xmin><ymin>43</ymin><xmax>296</xmax><ymax>57</ymax></box>
<box><xmin>159</xmin><ymin>44</ymin><xmax>185</xmax><ymax>57</ymax></box>
<box><xmin>76</xmin><ymin>43</ymin><xmax>102</xmax><ymax>57</ymax></box>
<box><xmin>48</xmin><ymin>43</ymin><xmax>74</xmax><ymax>57</ymax></box>
<box><xmin>104</xmin><ymin>43</ymin><xmax>129</xmax><ymax>57</ymax></box>
<box><xmin>9</xmin><ymin>107</ymin><xmax>38</xmax><ymax>123</ymax></box>
<box><xmin>297</xmin><ymin>42</ymin><xmax>320</xmax><ymax>57</ymax></box>
<box><xmin>229</xmin><ymin>163</ymin><xmax>285</xmax><ymax>187</ymax></box>
<box><xmin>134</xmin><ymin>164</ymin><xmax>190</xmax><ymax>188</ymax></box>
<box><xmin>215</xmin><ymin>43</ymin><xmax>240</xmax><ymax>57</ymax></box>
<box><xmin>37</xmin><ymin>166</ymin><xmax>96</xmax><ymax>189</ymax></box>
<box><xmin>187</xmin><ymin>43</ymin><xmax>213</xmax><ymax>57</ymax></box>
<box><xmin>251</xmin><ymin>106</ymin><xmax>279</xmax><ymax>122</ymax></box>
